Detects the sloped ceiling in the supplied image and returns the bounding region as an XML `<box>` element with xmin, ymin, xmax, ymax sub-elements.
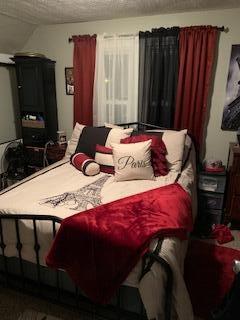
<box><xmin>0</xmin><ymin>13</ymin><xmax>35</xmax><ymax>54</ymax></box>
<box><xmin>1</xmin><ymin>0</ymin><xmax>240</xmax><ymax>53</ymax></box>
<box><xmin>1</xmin><ymin>0</ymin><xmax>240</xmax><ymax>25</ymax></box>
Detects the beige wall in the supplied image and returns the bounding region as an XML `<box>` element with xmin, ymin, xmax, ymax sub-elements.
<box><xmin>0</xmin><ymin>65</ymin><xmax>20</xmax><ymax>144</ymax></box>
<box><xmin>0</xmin><ymin>13</ymin><xmax>35</xmax><ymax>54</ymax></box>
<box><xmin>23</xmin><ymin>7</ymin><xmax>240</xmax><ymax>164</ymax></box>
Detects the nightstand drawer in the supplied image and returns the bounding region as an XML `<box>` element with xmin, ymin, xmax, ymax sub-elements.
<box><xmin>199</xmin><ymin>192</ymin><xmax>224</xmax><ymax>210</ymax></box>
<box><xmin>197</xmin><ymin>209</ymin><xmax>223</xmax><ymax>230</ymax></box>
<box><xmin>198</xmin><ymin>174</ymin><xmax>226</xmax><ymax>193</ymax></box>
<box><xmin>206</xmin><ymin>209</ymin><xmax>223</xmax><ymax>225</ymax></box>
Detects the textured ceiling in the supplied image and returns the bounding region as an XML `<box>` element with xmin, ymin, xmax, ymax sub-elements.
<box><xmin>0</xmin><ymin>0</ymin><xmax>240</xmax><ymax>25</ymax></box>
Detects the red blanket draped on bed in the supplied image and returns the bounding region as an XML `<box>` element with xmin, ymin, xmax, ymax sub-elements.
<box><xmin>46</xmin><ymin>183</ymin><xmax>192</xmax><ymax>304</ymax></box>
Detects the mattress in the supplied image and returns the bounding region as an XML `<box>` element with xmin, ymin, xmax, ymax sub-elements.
<box><xmin>0</xmin><ymin>146</ymin><xmax>197</xmax><ymax>320</ymax></box>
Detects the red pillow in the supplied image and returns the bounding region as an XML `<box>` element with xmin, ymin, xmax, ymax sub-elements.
<box><xmin>71</xmin><ymin>153</ymin><xmax>100</xmax><ymax>176</ymax></box>
<box><xmin>95</xmin><ymin>144</ymin><xmax>114</xmax><ymax>174</ymax></box>
<box><xmin>120</xmin><ymin>134</ymin><xmax>169</xmax><ymax>176</ymax></box>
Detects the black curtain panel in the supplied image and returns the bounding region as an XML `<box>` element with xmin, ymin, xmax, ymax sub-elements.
<box><xmin>138</xmin><ymin>27</ymin><xmax>179</xmax><ymax>128</ymax></box>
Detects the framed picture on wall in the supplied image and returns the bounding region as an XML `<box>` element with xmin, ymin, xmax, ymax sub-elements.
<box><xmin>65</xmin><ymin>67</ymin><xmax>74</xmax><ymax>95</ymax></box>
<box><xmin>221</xmin><ymin>45</ymin><xmax>240</xmax><ymax>130</ymax></box>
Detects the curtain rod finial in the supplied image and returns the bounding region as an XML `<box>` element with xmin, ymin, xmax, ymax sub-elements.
<box><xmin>219</xmin><ymin>26</ymin><xmax>229</xmax><ymax>33</ymax></box>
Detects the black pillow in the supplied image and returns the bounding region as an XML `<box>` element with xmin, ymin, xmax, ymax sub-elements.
<box><xmin>75</xmin><ymin>126</ymin><xmax>111</xmax><ymax>158</ymax></box>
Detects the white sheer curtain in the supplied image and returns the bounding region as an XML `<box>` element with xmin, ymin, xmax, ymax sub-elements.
<box><xmin>93</xmin><ymin>34</ymin><xmax>139</xmax><ymax>126</ymax></box>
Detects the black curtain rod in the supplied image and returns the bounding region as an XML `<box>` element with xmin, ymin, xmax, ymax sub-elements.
<box><xmin>68</xmin><ymin>25</ymin><xmax>226</xmax><ymax>42</ymax></box>
<box><xmin>218</xmin><ymin>26</ymin><xmax>226</xmax><ymax>32</ymax></box>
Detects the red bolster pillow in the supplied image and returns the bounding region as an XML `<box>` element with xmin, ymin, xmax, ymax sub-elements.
<box><xmin>71</xmin><ymin>153</ymin><xmax>100</xmax><ymax>176</ymax></box>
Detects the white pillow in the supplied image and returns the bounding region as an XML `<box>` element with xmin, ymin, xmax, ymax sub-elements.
<box><xmin>65</xmin><ymin>123</ymin><xmax>132</xmax><ymax>159</ymax></box>
<box><xmin>105</xmin><ymin>128</ymin><xmax>133</xmax><ymax>147</ymax></box>
<box><xmin>65</xmin><ymin>122</ymin><xmax>85</xmax><ymax>159</ymax></box>
<box><xmin>147</xmin><ymin>129</ymin><xmax>187</xmax><ymax>172</ymax></box>
<box><xmin>111</xmin><ymin>140</ymin><xmax>154</xmax><ymax>182</ymax></box>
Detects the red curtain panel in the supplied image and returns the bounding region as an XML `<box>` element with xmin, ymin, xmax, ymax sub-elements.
<box><xmin>73</xmin><ymin>35</ymin><xmax>96</xmax><ymax>126</ymax></box>
<box><xmin>174</xmin><ymin>26</ymin><xmax>218</xmax><ymax>149</ymax></box>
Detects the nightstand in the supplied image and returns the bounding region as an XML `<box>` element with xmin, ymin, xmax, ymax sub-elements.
<box><xmin>46</xmin><ymin>143</ymin><xmax>67</xmax><ymax>164</ymax></box>
<box><xmin>25</xmin><ymin>143</ymin><xmax>67</xmax><ymax>175</ymax></box>
<box><xmin>25</xmin><ymin>145</ymin><xmax>45</xmax><ymax>174</ymax></box>
<box><xmin>196</xmin><ymin>170</ymin><xmax>227</xmax><ymax>236</ymax></box>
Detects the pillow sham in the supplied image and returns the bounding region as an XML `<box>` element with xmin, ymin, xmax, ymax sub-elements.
<box><xmin>65</xmin><ymin>122</ymin><xmax>133</xmax><ymax>159</ymax></box>
<box><xmin>121</xmin><ymin>134</ymin><xmax>168</xmax><ymax>176</ymax></box>
<box><xmin>71</xmin><ymin>153</ymin><xmax>100</xmax><ymax>176</ymax></box>
<box><xmin>144</xmin><ymin>129</ymin><xmax>187</xmax><ymax>173</ymax></box>
<box><xmin>105</xmin><ymin>127</ymin><xmax>133</xmax><ymax>147</ymax></box>
<box><xmin>111</xmin><ymin>140</ymin><xmax>154</xmax><ymax>182</ymax></box>
<box><xmin>95</xmin><ymin>144</ymin><xmax>114</xmax><ymax>174</ymax></box>
<box><xmin>75</xmin><ymin>126</ymin><xmax>133</xmax><ymax>158</ymax></box>
<box><xmin>182</xmin><ymin>134</ymin><xmax>192</xmax><ymax>169</ymax></box>
<box><xmin>65</xmin><ymin>122</ymin><xmax>85</xmax><ymax>158</ymax></box>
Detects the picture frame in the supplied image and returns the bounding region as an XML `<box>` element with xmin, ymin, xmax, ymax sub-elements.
<box><xmin>221</xmin><ymin>45</ymin><xmax>240</xmax><ymax>130</ymax></box>
<box><xmin>65</xmin><ymin>67</ymin><xmax>74</xmax><ymax>95</ymax></box>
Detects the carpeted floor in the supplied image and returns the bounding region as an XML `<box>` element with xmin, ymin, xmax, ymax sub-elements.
<box><xmin>0</xmin><ymin>287</ymin><xmax>95</xmax><ymax>320</ymax></box>
<box><xmin>0</xmin><ymin>286</ymin><xmax>204</xmax><ymax>320</ymax></box>
<box><xmin>18</xmin><ymin>309</ymin><xmax>61</xmax><ymax>319</ymax></box>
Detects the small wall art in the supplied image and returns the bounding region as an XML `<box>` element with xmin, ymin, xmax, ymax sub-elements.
<box><xmin>65</xmin><ymin>67</ymin><xmax>74</xmax><ymax>95</ymax></box>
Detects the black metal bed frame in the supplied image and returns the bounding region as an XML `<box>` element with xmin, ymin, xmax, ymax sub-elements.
<box><xmin>0</xmin><ymin>122</ymin><xmax>173</xmax><ymax>320</ymax></box>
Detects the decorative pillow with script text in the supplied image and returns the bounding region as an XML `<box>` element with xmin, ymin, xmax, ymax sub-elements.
<box><xmin>111</xmin><ymin>140</ymin><xmax>154</xmax><ymax>182</ymax></box>
<box><xmin>121</xmin><ymin>134</ymin><xmax>168</xmax><ymax>176</ymax></box>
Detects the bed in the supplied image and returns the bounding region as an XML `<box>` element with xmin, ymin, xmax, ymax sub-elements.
<box><xmin>0</xmin><ymin>122</ymin><xmax>197</xmax><ymax>320</ymax></box>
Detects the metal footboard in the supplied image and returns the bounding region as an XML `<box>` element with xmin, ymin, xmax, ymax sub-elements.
<box><xmin>0</xmin><ymin>122</ymin><xmax>174</xmax><ymax>319</ymax></box>
<box><xmin>0</xmin><ymin>213</ymin><xmax>173</xmax><ymax>320</ymax></box>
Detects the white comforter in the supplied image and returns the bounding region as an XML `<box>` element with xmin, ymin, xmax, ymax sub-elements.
<box><xmin>0</xmin><ymin>148</ymin><xmax>197</xmax><ymax>320</ymax></box>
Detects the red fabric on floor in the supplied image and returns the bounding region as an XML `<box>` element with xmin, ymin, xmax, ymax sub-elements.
<box><xmin>184</xmin><ymin>240</ymin><xmax>240</xmax><ymax>318</ymax></box>
<box><xmin>46</xmin><ymin>183</ymin><xmax>192</xmax><ymax>304</ymax></box>
<box><xmin>211</xmin><ymin>224</ymin><xmax>234</xmax><ymax>244</ymax></box>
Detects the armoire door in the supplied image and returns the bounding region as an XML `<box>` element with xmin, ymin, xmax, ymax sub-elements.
<box><xmin>17</xmin><ymin>62</ymin><xmax>45</xmax><ymax>112</ymax></box>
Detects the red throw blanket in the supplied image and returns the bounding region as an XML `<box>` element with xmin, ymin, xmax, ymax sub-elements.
<box><xmin>185</xmin><ymin>240</ymin><xmax>240</xmax><ymax>318</ymax></box>
<box><xmin>46</xmin><ymin>183</ymin><xmax>192</xmax><ymax>304</ymax></box>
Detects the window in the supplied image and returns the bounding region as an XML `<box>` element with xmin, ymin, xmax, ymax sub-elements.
<box><xmin>93</xmin><ymin>35</ymin><xmax>139</xmax><ymax>126</ymax></box>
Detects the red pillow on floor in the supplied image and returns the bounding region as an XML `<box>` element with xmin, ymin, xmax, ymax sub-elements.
<box><xmin>120</xmin><ymin>134</ymin><xmax>169</xmax><ymax>176</ymax></box>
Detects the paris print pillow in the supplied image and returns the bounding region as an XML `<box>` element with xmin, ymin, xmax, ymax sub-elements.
<box><xmin>111</xmin><ymin>140</ymin><xmax>154</xmax><ymax>182</ymax></box>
